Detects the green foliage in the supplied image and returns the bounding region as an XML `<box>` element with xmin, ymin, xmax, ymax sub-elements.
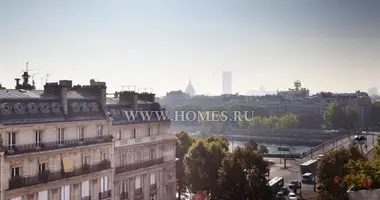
<box><xmin>317</xmin><ymin>147</ymin><xmax>364</xmax><ymax>200</ymax></box>
<box><xmin>176</xmin><ymin>131</ymin><xmax>195</xmax><ymax>199</ymax></box>
<box><xmin>372</xmin><ymin>102</ymin><xmax>380</xmax><ymax>127</ymax></box>
<box><xmin>343</xmin><ymin>159</ymin><xmax>380</xmax><ymax>190</ymax></box>
<box><xmin>218</xmin><ymin>146</ymin><xmax>270</xmax><ymax>200</ymax></box>
<box><xmin>239</xmin><ymin>113</ymin><xmax>299</xmax><ymax>130</ymax></box>
<box><xmin>186</xmin><ymin>137</ymin><xmax>228</xmax><ymax>199</ymax></box>
<box><xmin>324</xmin><ymin>104</ymin><xmax>358</xmax><ymax>129</ymax></box>
<box><xmin>297</xmin><ymin>112</ymin><xmax>323</xmax><ymax>129</ymax></box>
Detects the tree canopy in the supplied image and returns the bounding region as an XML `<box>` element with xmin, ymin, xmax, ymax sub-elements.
<box><xmin>317</xmin><ymin>147</ymin><xmax>363</xmax><ymax>200</ymax></box>
<box><xmin>175</xmin><ymin>131</ymin><xmax>271</xmax><ymax>200</ymax></box>
<box><xmin>238</xmin><ymin>113</ymin><xmax>299</xmax><ymax>130</ymax></box>
<box><xmin>323</xmin><ymin>104</ymin><xmax>358</xmax><ymax>129</ymax></box>
<box><xmin>218</xmin><ymin>146</ymin><xmax>270</xmax><ymax>200</ymax></box>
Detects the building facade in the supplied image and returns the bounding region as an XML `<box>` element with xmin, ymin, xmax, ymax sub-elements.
<box><xmin>0</xmin><ymin>73</ymin><xmax>176</xmax><ymax>200</ymax></box>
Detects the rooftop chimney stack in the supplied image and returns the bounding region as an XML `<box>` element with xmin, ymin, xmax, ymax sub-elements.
<box><xmin>119</xmin><ymin>91</ymin><xmax>138</xmax><ymax>109</ymax></box>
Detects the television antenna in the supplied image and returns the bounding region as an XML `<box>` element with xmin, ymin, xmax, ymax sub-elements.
<box><xmin>20</xmin><ymin>62</ymin><xmax>38</xmax><ymax>73</ymax></box>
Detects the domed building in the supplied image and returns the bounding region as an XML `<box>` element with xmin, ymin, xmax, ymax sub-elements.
<box><xmin>185</xmin><ymin>79</ymin><xmax>195</xmax><ymax>97</ymax></box>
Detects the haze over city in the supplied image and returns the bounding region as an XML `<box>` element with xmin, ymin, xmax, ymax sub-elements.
<box><xmin>1</xmin><ymin>0</ymin><xmax>379</xmax><ymax>96</ymax></box>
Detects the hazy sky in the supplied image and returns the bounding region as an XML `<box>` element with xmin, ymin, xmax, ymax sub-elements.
<box><xmin>1</xmin><ymin>0</ymin><xmax>379</xmax><ymax>96</ymax></box>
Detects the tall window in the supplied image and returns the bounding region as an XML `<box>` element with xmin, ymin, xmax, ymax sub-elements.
<box><xmin>82</xmin><ymin>155</ymin><xmax>91</xmax><ymax>165</ymax></box>
<box><xmin>131</xmin><ymin>128</ymin><xmax>136</xmax><ymax>139</ymax></box>
<box><xmin>39</xmin><ymin>163</ymin><xmax>47</xmax><ymax>173</ymax></box>
<box><xmin>78</xmin><ymin>126</ymin><xmax>85</xmax><ymax>141</ymax></box>
<box><xmin>150</xmin><ymin>172</ymin><xmax>155</xmax><ymax>185</ymax></box>
<box><xmin>117</xmin><ymin>129</ymin><xmax>122</xmax><ymax>140</ymax></box>
<box><xmin>135</xmin><ymin>176</ymin><xmax>141</xmax><ymax>189</ymax></box>
<box><xmin>150</xmin><ymin>149</ymin><xmax>156</xmax><ymax>160</ymax></box>
<box><xmin>35</xmin><ymin>130</ymin><xmax>42</xmax><ymax>146</ymax></box>
<box><xmin>136</xmin><ymin>151</ymin><xmax>142</xmax><ymax>163</ymax></box>
<box><xmin>120</xmin><ymin>153</ymin><xmax>126</xmax><ymax>166</ymax></box>
<box><xmin>121</xmin><ymin>180</ymin><xmax>127</xmax><ymax>193</ymax></box>
<box><xmin>148</xmin><ymin>126</ymin><xmax>151</xmax><ymax>136</ymax></box>
<box><xmin>97</xmin><ymin>125</ymin><xmax>103</xmax><ymax>137</ymax></box>
<box><xmin>7</xmin><ymin>132</ymin><xmax>16</xmax><ymax>150</ymax></box>
<box><xmin>101</xmin><ymin>152</ymin><xmax>108</xmax><ymax>161</ymax></box>
<box><xmin>57</xmin><ymin>128</ymin><xmax>65</xmax><ymax>145</ymax></box>
<box><xmin>100</xmin><ymin>176</ymin><xmax>108</xmax><ymax>192</ymax></box>
<box><xmin>11</xmin><ymin>166</ymin><xmax>20</xmax><ymax>178</ymax></box>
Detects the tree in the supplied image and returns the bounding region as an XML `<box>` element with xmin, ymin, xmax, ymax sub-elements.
<box><xmin>176</xmin><ymin>131</ymin><xmax>195</xmax><ymax>200</ymax></box>
<box><xmin>218</xmin><ymin>146</ymin><xmax>270</xmax><ymax>200</ymax></box>
<box><xmin>324</xmin><ymin>104</ymin><xmax>358</xmax><ymax>129</ymax></box>
<box><xmin>280</xmin><ymin>113</ymin><xmax>299</xmax><ymax>128</ymax></box>
<box><xmin>317</xmin><ymin>147</ymin><xmax>363</xmax><ymax>200</ymax></box>
<box><xmin>186</xmin><ymin>137</ymin><xmax>228</xmax><ymax>199</ymax></box>
<box><xmin>297</xmin><ymin>112</ymin><xmax>322</xmax><ymax>129</ymax></box>
<box><xmin>372</xmin><ymin>102</ymin><xmax>380</xmax><ymax>127</ymax></box>
<box><xmin>246</xmin><ymin>139</ymin><xmax>258</xmax><ymax>150</ymax></box>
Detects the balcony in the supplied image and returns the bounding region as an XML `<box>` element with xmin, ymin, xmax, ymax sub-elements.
<box><xmin>4</xmin><ymin>135</ymin><xmax>113</xmax><ymax>155</ymax></box>
<box><xmin>150</xmin><ymin>184</ymin><xmax>157</xmax><ymax>195</ymax></box>
<box><xmin>115</xmin><ymin>134</ymin><xmax>175</xmax><ymax>148</ymax></box>
<box><xmin>99</xmin><ymin>190</ymin><xmax>111</xmax><ymax>199</ymax></box>
<box><xmin>135</xmin><ymin>188</ymin><xmax>143</xmax><ymax>200</ymax></box>
<box><xmin>115</xmin><ymin>158</ymin><xmax>164</xmax><ymax>174</ymax></box>
<box><xmin>120</xmin><ymin>192</ymin><xmax>128</xmax><ymax>200</ymax></box>
<box><xmin>81</xmin><ymin>197</ymin><xmax>91</xmax><ymax>200</ymax></box>
<box><xmin>8</xmin><ymin>160</ymin><xmax>111</xmax><ymax>190</ymax></box>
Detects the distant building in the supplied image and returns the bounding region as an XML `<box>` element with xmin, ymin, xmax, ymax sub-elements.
<box><xmin>185</xmin><ymin>79</ymin><xmax>195</xmax><ymax>97</ymax></box>
<box><xmin>222</xmin><ymin>71</ymin><xmax>232</xmax><ymax>94</ymax></box>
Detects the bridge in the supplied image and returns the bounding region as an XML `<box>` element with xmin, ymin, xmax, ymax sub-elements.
<box><xmin>264</xmin><ymin>132</ymin><xmax>378</xmax><ymax>159</ymax></box>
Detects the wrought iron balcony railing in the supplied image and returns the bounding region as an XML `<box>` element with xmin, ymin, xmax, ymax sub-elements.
<box><xmin>8</xmin><ymin>160</ymin><xmax>111</xmax><ymax>190</ymax></box>
<box><xmin>150</xmin><ymin>183</ymin><xmax>157</xmax><ymax>195</ymax></box>
<box><xmin>4</xmin><ymin>135</ymin><xmax>113</xmax><ymax>155</ymax></box>
<box><xmin>120</xmin><ymin>192</ymin><xmax>128</xmax><ymax>200</ymax></box>
<box><xmin>81</xmin><ymin>196</ymin><xmax>91</xmax><ymax>200</ymax></box>
<box><xmin>134</xmin><ymin>188</ymin><xmax>143</xmax><ymax>200</ymax></box>
<box><xmin>115</xmin><ymin>158</ymin><xmax>164</xmax><ymax>174</ymax></box>
<box><xmin>99</xmin><ymin>190</ymin><xmax>111</xmax><ymax>199</ymax></box>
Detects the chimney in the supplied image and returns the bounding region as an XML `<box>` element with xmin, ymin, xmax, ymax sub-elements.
<box><xmin>44</xmin><ymin>80</ymin><xmax>72</xmax><ymax>115</ymax></box>
<box><xmin>72</xmin><ymin>80</ymin><xmax>107</xmax><ymax>109</ymax></box>
<box><xmin>119</xmin><ymin>91</ymin><xmax>138</xmax><ymax>109</ymax></box>
<box><xmin>138</xmin><ymin>92</ymin><xmax>156</xmax><ymax>102</ymax></box>
<box><xmin>114</xmin><ymin>92</ymin><xmax>119</xmax><ymax>98</ymax></box>
<box><xmin>15</xmin><ymin>78</ymin><xmax>20</xmax><ymax>87</ymax></box>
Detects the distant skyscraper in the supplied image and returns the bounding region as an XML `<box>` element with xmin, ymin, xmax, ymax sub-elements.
<box><xmin>222</xmin><ymin>71</ymin><xmax>232</xmax><ymax>94</ymax></box>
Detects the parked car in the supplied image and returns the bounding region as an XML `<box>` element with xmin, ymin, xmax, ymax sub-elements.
<box><xmin>288</xmin><ymin>180</ymin><xmax>299</xmax><ymax>190</ymax></box>
<box><xmin>288</xmin><ymin>192</ymin><xmax>298</xmax><ymax>200</ymax></box>
<box><xmin>355</xmin><ymin>135</ymin><xmax>366</xmax><ymax>141</ymax></box>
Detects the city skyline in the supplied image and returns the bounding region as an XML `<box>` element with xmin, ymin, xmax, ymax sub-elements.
<box><xmin>1</xmin><ymin>0</ymin><xmax>379</xmax><ymax>96</ymax></box>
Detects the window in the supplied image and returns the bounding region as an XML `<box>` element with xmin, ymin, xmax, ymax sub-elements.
<box><xmin>121</xmin><ymin>180</ymin><xmax>127</xmax><ymax>193</ymax></box>
<box><xmin>100</xmin><ymin>176</ymin><xmax>108</xmax><ymax>192</ymax></box>
<box><xmin>35</xmin><ymin>130</ymin><xmax>42</xmax><ymax>146</ymax></box>
<box><xmin>78</xmin><ymin>126</ymin><xmax>85</xmax><ymax>141</ymax></box>
<box><xmin>101</xmin><ymin>152</ymin><xmax>108</xmax><ymax>161</ymax></box>
<box><xmin>81</xmin><ymin>181</ymin><xmax>90</xmax><ymax>198</ymax></box>
<box><xmin>39</xmin><ymin>163</ymin><xmax>47</xmax><ymax>173</ymax></box>
<box><xmin>117</xmin><ymin>129</ymin><xmax>122</xmax><ymax>140</ymax></box>
<box><xmin>150</xmin><ymin>149</ymin><xmax>156</xmax><ymax>160</ymax></box>
<box><xmin>150</xmin><ymin>194</ymin><xmax>156</xmax><ymax>200</ymax></box>
<box><xmin>131</xmin><ymin>128</ymin><xmax>136</xmax><ymax>139</ymax></box>
<box><xmin>61</xmin><ymin>185</ymin><xmax>70</xmax><ymax>200</ymax></box>
<box><xmin>120</xmin><ymin>153</ymin><xmax>126</xmax><ymax>166</ymax></box>
<box><xmin>135</xmin><ymin>176</ymin><xmax>141</xmax><ymax>189</ymax></box>
<box><xmin>11</xmin><ymin>166</ymin><xmax>20</xmax><ymax>178</ymax></box>
<box><xmin>150</xmin><ymin>172</ymin><xmax>155</xmax><ymax>185</ymax></box>
<box><xmin>57</xmin><ymin>128</ymin><xmax>65</xmax><ymax>145</ymax></box>
<box><xmin>148</xmin><ymin>126</ymin><xmax>151</xmax><ymax>136</ymax></box>
<box><xmin>97</xmin><ymin>125</ymin><xmax>103</xmax><ymax>137</ymax></box>
<box><xmin>82</xmin><ymin>155</ymin><xmax>90</xmax><ymax>165</ymax></box>
<box><xmin>136</xmin><ymin>151</ymin><xmax>142</xmax><ymax>163</ymax></box>
<box><xmin>7</xmin><ymin>132</ymin><xmax>16</xmax><ymax>150</ymax></box>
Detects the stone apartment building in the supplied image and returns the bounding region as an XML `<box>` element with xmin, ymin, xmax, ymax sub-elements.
<box><xmin>0</xmin><ymin>72</ymin><xmax>176</xmax><ymax>200</ymax></box>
